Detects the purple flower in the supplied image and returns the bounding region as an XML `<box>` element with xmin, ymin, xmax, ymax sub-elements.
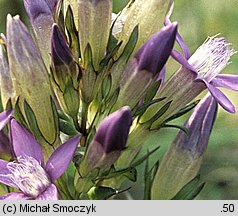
<box><xmin>0</xmin><ymin>119</ymin><xmax>80</xmax><ymax>200</ymax></box>
<box><xmin>140</xmin><ymin>35</ymin><xmax>237</xmax><ymax>128</ymax></box>
<box><xmin>172</xmin><ymin>36</ymin><xmax>237</xmax><ymax>113</ymax></box>
<box><xmin>81</xmin><ymin>107</ymin><xmax>132</xmax><ymax>175</ymax></box>
<box><xmin>151</xmin><ymin>94</ymin><xmax>218</xmax><ymax>199</ymax></box>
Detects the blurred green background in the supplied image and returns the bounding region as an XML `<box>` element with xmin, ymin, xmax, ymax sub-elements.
<box><xmin>0</xmin><ymin>0</ymin><xmax>237</xmax><ymax>199</ymax></box>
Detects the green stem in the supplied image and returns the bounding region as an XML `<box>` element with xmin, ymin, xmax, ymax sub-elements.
<box><xmin>81</xmin><ymin>101</ymin><xmax>89</xmax><ymax>146</ymax></box>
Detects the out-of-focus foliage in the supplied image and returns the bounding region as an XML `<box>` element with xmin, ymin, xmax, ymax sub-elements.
<box><xmin>0</xmin><ymin>0</ymin><xmax>237</xmax><ymax>199</ymax></box>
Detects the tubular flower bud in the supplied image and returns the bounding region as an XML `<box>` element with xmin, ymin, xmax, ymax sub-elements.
<box><xmin>0</xmin><ymin>40</ymin><xmax>13</xmax><ymax>109</ymax></box>
<box><xmin>78</xmin><ymin>0</ymin><xmax>112</xmax><ymax>71</ymax></box>
<box><xmin>81</xmin><ymin>107</ymin><xmax>132</xmax><ymax>175</ymax></box>
<box><xmin>151</xmin><ymin>94</ymin><xmax>217</xmax><ymax>199</ymax></box>
<box><xmin>112</xmin><ymin>23</ymin><xmax>177</xmax><ymax>110</ymax></box>
<box><xmin>51</xmin><ymin>24</ymin><xmax>80</xmax><ymax>120</ymax></box>
<box><xmin>7</xmin><ymin>15</ymin><xmax>58</xmax><ymax>146</ymax></box>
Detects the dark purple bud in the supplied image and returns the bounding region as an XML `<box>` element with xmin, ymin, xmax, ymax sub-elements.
<box><xmin>81</xmin><ymin>107</ymin><xmax>132</xmax><ymax>175</ymax></box>
<box><xmin>134</xmin><ymin>22</ymin><xmax>177</xmax><ymax>76</ymax></box>
<box><xmin>176</xmin><ymin>94</ymin><xmax>218</xmax><ymax>156</ymax></box>
<box><xmin>51</xmin><ymin>24</ymin><xmax>73</xmax><ymax>66</ymax></box>
<box><xmin>94</xmin><ymin>106</ymin><xmax>132</xmax><ymax>153</ymax></box>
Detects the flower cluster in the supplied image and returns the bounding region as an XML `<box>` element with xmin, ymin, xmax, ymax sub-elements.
<box><xmin>0</xmin><ymin>0</ymin><xmax>237</xmax><ymax>200</ymax></box>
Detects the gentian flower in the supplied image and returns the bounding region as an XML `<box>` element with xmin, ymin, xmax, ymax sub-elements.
<box><xmin>174</xmin><ymin>36</ymin><xmax>237</xmax><ymax>113</ymax></box>
<box><xmin>0</xmin><ymin>119</ymin><xmax>80</xmax><ymax>200</ymax></box>
<box><xmin>140</xmin><ymin>35</ymin><xmax>237</xmax><ymax>128</ymax></box>
<box><xmin>80</xmin><ymin>106</ymin><xmax>132</xmax><ymax>175</ymax></box>
<box><xmin>151</xmin><ymin>94</ymin><xmax>217</xmax><ymax>199</ymax></box>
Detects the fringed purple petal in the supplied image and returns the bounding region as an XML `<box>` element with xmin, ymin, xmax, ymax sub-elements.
<box><xmin>171</xmin><ymin>50</ymin><xmax>197</xmax><ymax>73</ymax></box>
<box><xmin>211</xmin><ymin>74</ymin><xmax>238</xmax><ymax>91</ymax></box>
<box><xmin>36</xmin><ymin>184</ymin><xmax>58</xmax><ymax>200</ymax></box>
<box><xmin>0</xmin><ymin>110</ymin><xmax>13</xmax><ymax>131</ymax></box>
<box><xmin>205</xmin><ymin>81</ymin><xmax>235</xmax><ymax>113</ymax></box>
<box><xmin>164</xmin><ymin>16</ymin><xmax>190</xmax><ymax>59</ymax></box>
<box><xmin>175</xmin><ymin>33</ymin><xmax>191</xmax><ymax>59</ymax></box>
<box><xmin>171</xmin><ymin>50</ymin><xmax>197</xmax><ymax>75</ymax></box>
<box><xmin>0</xmin><ymin>192</ymin><xmax>30</xmax><ymax>200</ymax></box>
<box><xmin>0</xmin><ymin>159</ymin><xmax>16</xmax><ymax>188</ymax></box>
<box><xmin>46</xmin><ymin>135</ymin><xmax>80</xmax><ymax>182</ymax></box>
<box><xmin>10</xmin><ymin>119</ymin><xmax>44</xmax><ymax>165</ymax></box>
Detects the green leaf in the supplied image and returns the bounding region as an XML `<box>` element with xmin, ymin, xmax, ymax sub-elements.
<box><xmin>161</xmin><ymin>124</ymin><xmax>189</xmax><ymax>134</ymax></box>
<box><xmin>144</xmin><ymin>80</ymin><xmax>162</xmax><ymax>104</ymax></box>
<box><xmin>165</xmin><ymin>100</ymin><xmax>200</xmax><ymax>123</ymax></box>
<box><xmin>100</xmin><ymin>167</ymin><xmax>137</xmax><ymax>182</ymax></box>
<box><xmin>131</xmin><ymin>145</ymin><xmax>160</xmax><ymax>168</ymax></box>
<box><xmin>133</xmin><ymin>97</ymin><xmax>166</xmax><ymax>117</ymax></box>
<box><xmin>24</xmin><ymin>100</ymin><xmax>48</xmax><ymax>144</ymax></box>
<box><xmin>101</xmin><ymin>74</ymin><xmax>112</xmax><ymax>99</ymax></box>
<box><xmin>88</xmin><ymin>186</ymin><xmax>117</xmax><ymax>200</ymax></box>
<box><xmin>14</xmin><ymin>97</ymin><xmax>27</xmax><ymax>126</ymax></box>
<box><xmin>59</xmin><ymin>119</ymin><xmax>79</xmax><ymax>136</ymax></box>
<box><xmin>63</xmin><ymin>77</ymin><xmax>80</xmax><ymax>120</ymax></box>
<box><xmin>172</xmin><ymin>175</ymin><xmax>205</xmax><ymax>200</ymax></box>
<box><xmin>144</xmin><ymin>159</ymin><xmax>160</xmax><ymax>200</ymax></box>
<box><xmin>65</xmin><ymin>5</ymin><xmax>80</xmax><ymax>58</ymax></box>
<box><xmin>99</xmin><ymin>41</ymin><xmax>122</xmax><ymax>72</ymax></box>
<box><xmin>117</xmin><ymin>25</ymin><xmax>139</xmax><ymax>63</ymax></box>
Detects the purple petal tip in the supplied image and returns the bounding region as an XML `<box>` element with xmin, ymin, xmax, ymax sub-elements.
<box><xmin>94</xmin><ymin>106</ymin><xmax>133</xmax><ymax>153</ymax></box>
<box><xmin>135</xmin><ymin>22</ymin><xmax>177</xmax><ymax>76</ymax></box>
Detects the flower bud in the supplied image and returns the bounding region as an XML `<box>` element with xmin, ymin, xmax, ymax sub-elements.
<box><xmin>151</xmin><ymin>94</ymin><xmax>217</xmax><ymax>199</ymax></box>
<box><xmin>23</xmin><ymin>0</ymin><xmax>58</xmax><ymax>69</ymax></box>
<box><xmin>115</xmin><ymin>0</ymin><xmax>174</xmax><ymax>59</ymax></box>
<box><xmin>112</xmin><ymin>23</ymin><xmax>177</xmax><ymax>110</ymax></box>
<box><xmin>51</xmin><ymin>24</ymin><xmax>80</xmax><ymax>123</ymax></box>
<box><xmin>80</xmin><ymin>107</ymin><xmax>132</xmax><ymax>175</ymax></box>
<box><xmin>78</xmin><ymin>0</ymin><xmax>112</xmax><ymax>71</ymax></box>
<box><xmin>7</xmin><ymin>15</ymin><xmax>58</xmax><ymax>146</ymax></box>
<box><xmin>0</xmin><ymin>38</ymin><xmax>13</xmax><ymax>109</ymax></box>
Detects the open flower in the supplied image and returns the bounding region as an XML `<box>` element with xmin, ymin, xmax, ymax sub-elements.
<box><xmin>140</xmin><ymin>35</ymin><xmax>237</xmax><ymax>128</ymax></box>
<box><xmin>173</xmin><ymin>36</ymin><xmax>237</xmax><ymax>113</ymax></box>
<box><xmin>0</xmin><ymin>119</ymin><xmax>80</xmax><ymax>200</ymax></box>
